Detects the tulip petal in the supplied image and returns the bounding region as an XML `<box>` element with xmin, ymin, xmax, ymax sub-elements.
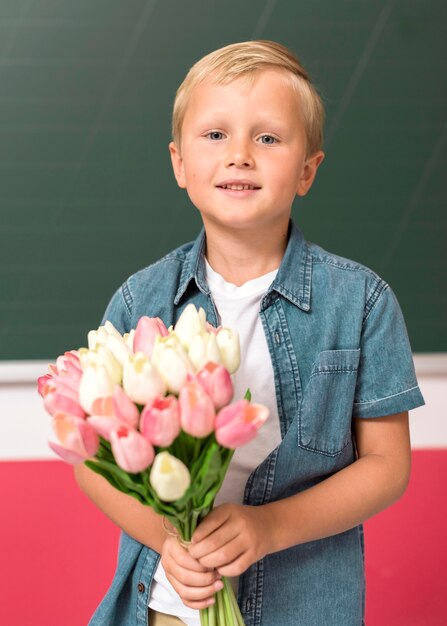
<box><xmin>112</xmin><ymin>385</ymin><xmax>140</xmax><ymax>428</ymax></box>
<box><xmin>215</xmin><ymin>400</ymin><xmax>269</xmax><ymax>448</ymax></box>
<box><xmin>44</xmin><ymin>392</ymin><xmax>86</xmax><ymax>418</ymax></box>
<box><xmin>50</xmin><ymin>412</ymin><xmax>99</xmax><ymax>463</ymax></box>
<box><xmin>87</xmin><ymin>415</ymin><xmax>123</xmax><ymax>441</ymax></box>
<box><xmin>110</xmin><ymin>425</ymin><xmax>154</xmax><ymax>473</ymax></box>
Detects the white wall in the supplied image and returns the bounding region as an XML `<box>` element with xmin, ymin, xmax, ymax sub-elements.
<box><xmin>0</xmin><ymin>355</ymin><xmax>445</xmax><ymax>461</ymax></box>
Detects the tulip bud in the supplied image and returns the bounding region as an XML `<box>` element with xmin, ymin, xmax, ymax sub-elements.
<box><xmin>106</xmin><ymin>334</ymin><xmax>133</xmax><ymax>368</ymax></box>
<box><xmin>103</xmin><ymin>320</ymin><xmax>124</xmax><ymax>339</ymax></box>
<box><xmin>123</xmin><ymin>329</ymin><xmax>135</xmax><ymax>350</ymax></box>
<box><xmin>151</xmin><ymin>335</ymin><xmax>193</xmax><ymax>395</ymax></box>
<box><xmin>112</xmin><ymin>385</ymin><xmax>140</xmax><ymax>428</ymax></box>
<box><xmin>44</xmin><ymin>389</ymin><xmax>87</xmax><ymax>419</ymax></box>
<box><xmin>178</xmin><ymin>379</ymin><xmax>215</xmax><ymax>438</ymax></box>
<box><xmin>196</xmin><ymin>362</ymin><xmax>233</xmax><ymax>410</ymax></box>
<box><xmin>79</xmin><ymin>364</ymin><xmax>115</xmax><ymax>414</ymax></box>
<box><xmin>215</xmin><ymin>400</ymin><xmax>269</xmax><ymax>448</ymax></box>
<box><xmin>87</xmin><ymin>327</ymin><xmax>105</xmax><ymax>351</ymax></box>
<box><xmin>55</xmin><ymin>351</ymin><xmax>83</xmax><ymax>381</ymax></box>
<box><xmin>150</xmin><ymin>452</ymin><xmax>190</xmax><ymax>502</ymax></box>
<box><xmin>134</xmin><ymin>316</ymin><xmax>169</xmax><ymax>359</ymax></box>
<box><xmin>110</xmin><ymin>424</ymin><xmax>155</xmax><ymax>473</ymax></box>
<box><xmin>216</xmin><ymin>328</ymin><xmax>240</xmax><ymax>374</ymax></box>
<box><xmin>188</xmin><ymin>332</ymin><xmax>221</xmax><ymax>371</ymax></box>
<box><xmin>49</xmin><ymin>411</ymin><xmax>99</xmax><ymax>464</ymax></box>
<box><xmin>123</xmin><ymin>353</ymin><xmax>166</xmax><ymax>405</ymax></box>
<box><xmin>78</xmin><ymin>346</ymin><xmax>122</xmax><ymax>385</ymax></box>
<box><xmin>37</xmin><ymin>373</ymin><xmax>52</xmax><ymax>397</ymax></box>
<box><xmin>90</xmin><ymin>396</ymin><xmax>115</xmax><ymax>416</ymax></box>
<box><xmin>140</xmin><ymin>395</ymin><xmax>180</xmax><ymax>447</ymax></box>
<box><xmin>174</xmin><ymin>304</ymin><xmax>207</xmax><ymax>349</ymax></box>
<box><xmin>87</xmin><ymin>415</ymin><xmax>123</xmax><ymax>441</ymax></box>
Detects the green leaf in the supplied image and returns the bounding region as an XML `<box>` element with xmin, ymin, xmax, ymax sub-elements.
<box><xmin>244</xmin><ymin>388</ymin><xmax>252</xmax><ymax>401</ymax></box>
<box><xmin>85</xmin><ymin>459</ymin><xmax>150</xmax><ymax>503</ymax></box>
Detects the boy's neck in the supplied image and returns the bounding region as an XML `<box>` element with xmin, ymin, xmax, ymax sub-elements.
<box><xmin>203</xmin><ymin>219</ymin><xmax>289</xmax><ymax>286</ymax></box>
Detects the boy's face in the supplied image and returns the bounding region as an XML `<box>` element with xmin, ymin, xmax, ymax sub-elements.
<box><xmin>169</xmin><ymin>69</ymin><xmax>324</xmax><ymax>235</ymax></box>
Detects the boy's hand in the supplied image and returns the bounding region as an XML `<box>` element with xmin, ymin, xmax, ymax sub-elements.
<box><xmin>161</xmin><ymin>534</ymin><xmax>224</xmax><ymax>610</ymax></box>
<box><xmin>189</xmin><ymin>503</ymin><xmax>270</xmax><ymax>576</ymax></box>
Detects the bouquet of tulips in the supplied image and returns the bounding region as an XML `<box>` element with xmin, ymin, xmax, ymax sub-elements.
<box><xmin>38</xmin><ymin>304</ymin><xmax>269</xmax><ymax>626</ymax></box>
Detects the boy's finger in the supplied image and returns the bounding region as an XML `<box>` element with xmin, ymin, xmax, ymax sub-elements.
<box><xmin>165</xmin><ymin>538</ymin><xmax>215</xmax><ymax>573</ymax></box>
<box><xmin>169</xmin><ymin>565</ymin><xmax>220</xmax><ymax>588</ymax></box>
<box><xmin>168</xmin><ymin>576</ymin><xmax>224</xmax><ymax>604</ymax></box>
<box><xmin>191</xmin><ymin>506</ymin><xmax>230</xmax><ymax>543</ymax></box>
<box><xmin>189</xmin><ymin>525</ymin><xmax>238</xmax><ymax>560</ymax></box>
<box><xmin>197</xmin><ymin>541</ymin><xmax>244</xmax><ymax>571</ymax></box>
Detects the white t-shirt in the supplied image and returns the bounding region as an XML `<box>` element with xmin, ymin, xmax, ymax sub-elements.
<box><xmin>148</xmin><ymin>260</ymin><xmax>282</xmax><ymax>625</ymax></box>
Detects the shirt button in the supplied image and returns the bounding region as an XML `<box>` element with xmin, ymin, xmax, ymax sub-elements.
<box><xmin>137</xmin><ymin>582</ymin><xmax>145</xmax><ymax>593</ymax></box>
<box><xmin>245</xmin><ymin>596</ymin><xmax>253</xmax><ymax>612</ymax></box>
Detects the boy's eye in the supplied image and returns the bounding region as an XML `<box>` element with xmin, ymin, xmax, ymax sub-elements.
<box><xmin>258</xmin><ymin>134</ymin><xmax>277</xmax><ymax>145</ymax></box>
<box><xmin>206</xmin><ymin>131</ymin><xmax>225</xmax><ymax>140</ymax></box>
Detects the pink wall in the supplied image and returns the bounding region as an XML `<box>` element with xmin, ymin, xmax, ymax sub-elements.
<box><xmin>1</xmin><ymin>451</ymin><xmax>445</xmax><ymax>626</ymax></box>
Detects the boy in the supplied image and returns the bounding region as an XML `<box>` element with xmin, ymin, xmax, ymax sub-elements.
<box><xmin>75</xmin><ymin>41</ymin><xmax>424</xmax><ymax>626</ymax></box>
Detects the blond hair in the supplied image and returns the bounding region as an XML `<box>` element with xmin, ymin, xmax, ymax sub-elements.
<box><xmin>171</xmin><ymin>40</ymin><xmax>325</xmax><ymax>157</ymax></box>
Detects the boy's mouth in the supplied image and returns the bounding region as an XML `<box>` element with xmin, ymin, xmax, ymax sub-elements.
<box><xmin>216</xmin><ymin>180</ymin><xmax>261</xmax><ymax>191</ymax></box>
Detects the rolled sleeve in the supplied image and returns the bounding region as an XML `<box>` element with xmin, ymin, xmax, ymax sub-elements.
<box><xmin>353</xmin><ymin>284</ymin><xmax>425</xmax><ymax>418</ymax></box>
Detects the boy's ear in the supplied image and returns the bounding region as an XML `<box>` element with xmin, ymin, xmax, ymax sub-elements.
<box><xmin>296</xmin><ymin>151</ymin><xmax>325</xmax><ymax>197</ymax></box>
<box><xmin>169</xmin><ymin>141</ymin><xmax>186</xmax><ymax>189</ymax></box>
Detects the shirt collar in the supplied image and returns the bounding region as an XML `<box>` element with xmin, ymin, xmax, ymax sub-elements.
<box><xmin>174</xmin><ymin>220</ymin><xmax>312</xmax><ymax>312</ymax></box>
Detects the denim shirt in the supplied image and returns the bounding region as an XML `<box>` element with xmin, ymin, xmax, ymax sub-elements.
<box><xmin>89</xmin><ymin>221</ymin><xmax>424</xmax><ymax>626</ymax></box>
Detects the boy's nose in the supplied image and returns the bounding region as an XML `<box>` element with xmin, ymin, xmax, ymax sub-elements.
<box><xmin>225</xmin><ymin>138</ymin><xmax>254</xmax><ymax>168</ymax></box>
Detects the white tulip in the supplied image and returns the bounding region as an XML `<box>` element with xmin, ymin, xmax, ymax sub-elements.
<box><xmin>79</xmin><ymin>364</ymin><xmax>115</xmax><ymax>413</ymax></box>
<box><xmin>78</xmin><ymin>346</ymin><xmax>122</xmax><ymax>384</ymax></box>
<box><xmin>174</xmin><ymin>304</ymin><xmax>207</xmax><ymax>349</ymax></box>
<box><xmin>87</xmin><ymin>327</ymin><xmax>106</xmax><ymax>350</ymax></box>
<box><xmin>151</xmin><ymin>335</ymin><xmax>193</xmax><ymax>394</ymax></box>
<box><xmin>124</xmin><ymin>329</ymin><xmax>135</xmax><ymax>351</ymax></box>
<box><xmin>150</xmin><ymin>452</ymin><xmax>191</xmax><ymax>502</ymax></box>
<box><xmin>103</xmin><ymin>320</ymin><xmax>124</xmax><ymax>340</ymax></box>
<box><xmin>123</xmin><ymin>353</ymin><xmax>166</xmax><ymax>405</ymax></box>
<box><xmin>216</xmin><ymin>327</ymin><xmax>241</xmax><ymax>374</ymax></box>
<box><xmin>106</xmin><ymin>333</ymin><xmax>132</xmax><ymax>368</ymax></box>
<box><xmin>188</xmin><ymin>331</ymin><xmax>222</xmax><ymax>371</ymax></box>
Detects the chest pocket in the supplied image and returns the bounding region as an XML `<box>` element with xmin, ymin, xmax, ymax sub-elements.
<box><xmin>298</xmin><ymin>349</ymin><xmax>360</xmax><ymax>456</ymax></box>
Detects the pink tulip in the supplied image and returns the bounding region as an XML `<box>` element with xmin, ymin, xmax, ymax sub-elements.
<box><xmin>215</xmin><ymin>400</ymin><xmax>269</xmax><ymax>448</ymax></box>
<box><xmin>140</xmin><ymin>395</ymin><xmax>180</xmax><ymax>447</ymax></box>
<box><xmin>112</xmin><ymin>385</ymin><xmax>140</xmax><ymax>428</ymax></box>
<box><xmin>196</xmin><ymin>362</ymin><xmax>234</xmax><ymax>410</ymax></box>
<box><xmin>38</xmin><ymin>351</ymin><xmax>85</xmax><ymax>418</ymax></box>
<box><xmin>87</xmin><ymin>415</ymin><xmax>124</xmax><ymax>441</ymax></box>
<box><xmin>42</xmin><ymin>375</ymin><xmax>86</xmax><ymax>418</ymax></box>
<box><xmin>55</xmin><ymin>351</ymin><xmax>83</xmax><ymax>381</ymax></box>
<box><xmin>37</xmin><ymin>373</ymin><xmax>52</xmax><ymax>397</ymax></box>
<box><xmin>179</xmin><ymin>379</ymin><xmax>215</xmax><ymax>438</ymax></box>
<box><xmin>134</xmin><ymin>316</ymin><xmax>169</xmax><ymax>358</ymax></box>
<box><xmin>110</xmin><ymin>424</ymin><xmax>155</xmax><ymax>473</ymax></box>
<box><xmin>49</xmin><ymin>411</ymin><xmax>99</xmax><ymax>464</ymax></box>
<box><xmin>44</xmin><ymin>391</ymin><xmax>86</xmax><ymax>419</ymax></box>
<box><xmin>90</xmin><ymin>396</ymin><xmax>115</xmax><ymax>416</ymax></box>
<box><xmin>90</xmin><ymin>387</ymin><xmax>139</xmax><ymax>429</ymax></box>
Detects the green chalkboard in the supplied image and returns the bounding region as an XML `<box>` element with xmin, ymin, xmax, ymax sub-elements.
<box><xmin>1</xmin><ymin>0</ymin><xmax>446</xmax><ymax>359</ymax></box>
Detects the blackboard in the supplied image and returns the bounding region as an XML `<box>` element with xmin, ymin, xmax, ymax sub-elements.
<box><xmin>1</xmin><ymin>0</ymin><xmax>446</xmax><ymax>359</ymax></box>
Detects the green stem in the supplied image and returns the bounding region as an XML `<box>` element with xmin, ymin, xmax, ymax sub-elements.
<box><xmin>224</xmin><ymin>577</ymin><xmax>245</xmax><ymax>626</ymax></box>
<box><xmin>216</xmin><ymin>588</ymin><xmax>225</xmax><ymax>625</ymax></box>
<box><xmin>208</xmin><ymin>603</ymin><xmax>216</xmax><ymax>626</ymax></box>
<box><xmin>222</xmin><ymin>578</ymin><xmax>237</xmax><ymax>623</ymax></box>
<box><xmin>200</xmin><ymin>607</ymin><xmax>209</xmax><ymax>626</ymax></box>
